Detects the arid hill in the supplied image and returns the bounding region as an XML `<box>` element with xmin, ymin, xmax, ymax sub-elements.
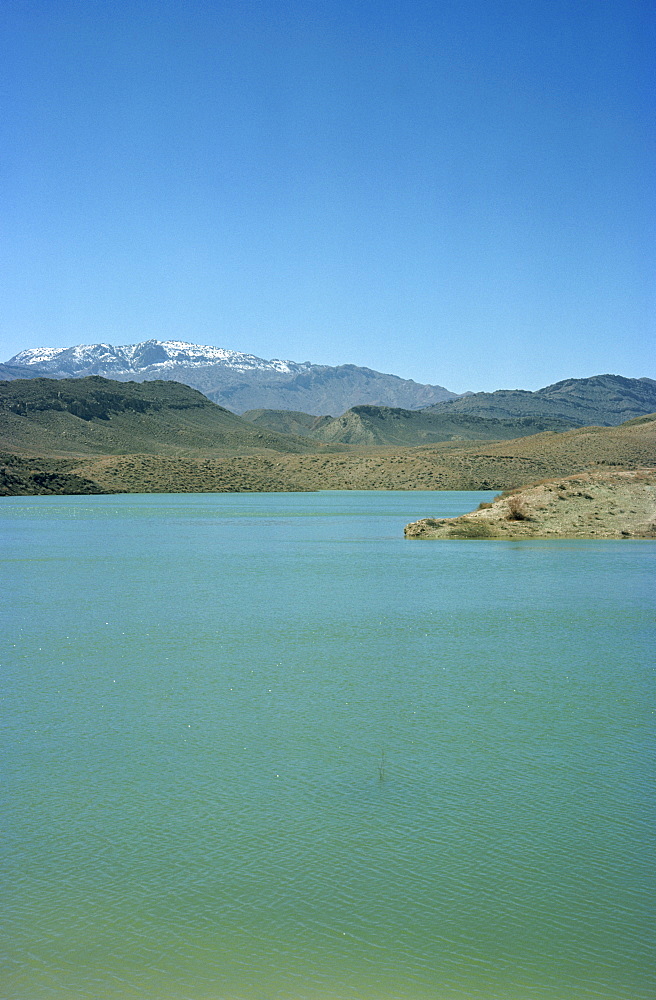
<box><xmin>239</xmin><ymin>375</ymin><xmax>656</xmax><ymax>445</ymax></box>
<box><xmin>0</xmin><ymin>376</ymin><xmax>330</xmax><ymax>457</ymax></box>
<box><xmin>404</xmin><ymin>468</ymin><xmax>656</xmax><ymax>539</ymax></box>
<box><xmin>241</xmin><ymin>408</ymin><xmax>335</xmax><ymax>436</ymax></box>
<box><xmin>3</xmin><ymin>414</ymin><xmax>654</xmax><ymax>496</ymax></box>
<box><xmin>303</xmin><ymin>405</ymin><xmax>573</xmax><ymax>445</ymax></box>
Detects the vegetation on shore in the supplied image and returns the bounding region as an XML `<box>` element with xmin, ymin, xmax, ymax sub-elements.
<box><xmin>404</xmin><ymin>468</ymin><xmax>656</xmax><ymax>539</ymax></box>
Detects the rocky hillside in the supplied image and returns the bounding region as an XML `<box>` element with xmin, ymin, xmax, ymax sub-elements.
<box><xmin>423</xmin><ymin>374</ymin><xmax>656</xmax><ymax>427</ymax></box>
<box><xmin>241</xmin><ymin>409</ymin><xmax>335</xmax><ymax>436</ymax></box>
<box><xmin>303</xmin><ymin>405</ymin><xmax>574</xmax><ymax>445</ymax></box>
<box><xmin>405</xmin><ymin>468</ymin><xmax>656</xmax><ymax>539</ymax></box>
<box><xmin>0</xmin><ymin>453</ymin><xmax>109</xmax><ymax>495</ymax></box>
<box><xmin>0</xmin><ymin>377</ymin><xmax>323</xmax><ymax>457</ymax></box>
<box><xmin>3</xmin><ymin>340</ymin><xmax>457</xmax><ymax>414</ymax></box>
<box><xmin>215</xmin><ymin>376</ymin><xmax>656</xmax><ymax>445</ymax></box>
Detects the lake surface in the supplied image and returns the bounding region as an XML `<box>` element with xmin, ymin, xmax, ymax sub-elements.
<box><xmin>2</xmin><ymin>490</ymin><xmax>654</xmax><ymax>1000</ymax></box>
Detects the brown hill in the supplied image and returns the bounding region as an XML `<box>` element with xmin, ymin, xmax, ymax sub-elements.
<box><xmin>3</xmin><ymin>414</ymin><xmax>654</xmax><ymax>496</ymax></box>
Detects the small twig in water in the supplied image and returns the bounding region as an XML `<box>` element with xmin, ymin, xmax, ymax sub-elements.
<box><xmin>377</xmin><ymin>749</ymin><xmax>386</xmax><ymax>782</ymax></box>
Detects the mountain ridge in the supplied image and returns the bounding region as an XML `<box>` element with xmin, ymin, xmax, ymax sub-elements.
<box><xmin>8</xmin><ymin>340</ymin><xmax>309</xmax><ymax>376</ymax></box>
<box><xmin>3</xmin><ymin>339</ymin><xmax>456</xmax><ymax>415</ymax></box>
<box><xmin>4</xmin><ymin>342</ymin><xmax>654</xmax><ymax>428</ymax></box>
<box><xmin>241</xmin><ymin>373</ymin><xmax>656</xmax><ymax>444</ymax></box>
<box><xmin>243</xmin><ymin>404</ymin><xmax>575</xmax><ymax>445</ymax></box>
<box><xmin>423</xmin><ymin>374</ymin><xmax>656</xmax><ymax>427</ymax></box>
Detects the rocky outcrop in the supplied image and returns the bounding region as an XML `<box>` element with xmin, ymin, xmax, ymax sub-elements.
<box><xmin>405</xmin><ymin>469</ymin><xmax>656</xmax><ymax>539</ymax></box>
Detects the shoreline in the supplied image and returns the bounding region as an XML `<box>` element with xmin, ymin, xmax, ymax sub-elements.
<box><xmin>404</xmin><ymin>468</ymin><xmax>656</xmax><ymax>539</ymax></box>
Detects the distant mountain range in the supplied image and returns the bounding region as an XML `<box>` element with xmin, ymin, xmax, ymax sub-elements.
<box><xmin>422</xmin><ymin>374</ymin><xmax>656</xmax><ymax>427</ymax></box>
<box><xmin>4</xmin><ymin>371</ymin><xmax>655</xmax><ymax>470</ymax></box>
<box><xmin>242</xmin><ymin>375</ymin><xmax>656</xmax><ymax>444</ymax></box>
<box><xmin>1</xmin><ymin>340</ymin><xmax>456</xmax><ymax>414</ymax></box>
<box><xmin>3</xmin><ymin>341</ymin><xmax>654</xmax><ymax>443</ymax></box>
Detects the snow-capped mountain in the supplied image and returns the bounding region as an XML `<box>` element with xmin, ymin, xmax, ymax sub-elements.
<box><xmin>2</xmin><ymin>339</ymin><xmax>457</xmax><ymax>414</ymax></box>
<box><xmin>9</xmin><ymin>340</ymin><xmax>310</xmax><ymax>376</ymax></box>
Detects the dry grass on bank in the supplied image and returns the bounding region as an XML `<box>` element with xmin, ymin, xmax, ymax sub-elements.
<box><xmin>405</xmin><ymin>468</ymin><xmax>656</xmax><ymax>539</ymax></box>
<box><xmin>65</xmin><ymin>416</ymin><xmax>656</xmax><ymax>494</ymax></box>
<box><xmin>2</xmin><ymin>415</ymin><xmax>655</xmax><ymax>496</ymax></box>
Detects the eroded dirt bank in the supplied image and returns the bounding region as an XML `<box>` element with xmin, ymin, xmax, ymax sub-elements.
<box><xmin>405</xmin><ymin>468</ymin><xmax>656</xmax><ymax>539</ymax></box>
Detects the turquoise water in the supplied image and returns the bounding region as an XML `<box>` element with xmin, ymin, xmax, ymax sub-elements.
<box><xmin>2</xmin><ymin>491</ymin><xmax>655</xmax><ymax>1000</ymax></box>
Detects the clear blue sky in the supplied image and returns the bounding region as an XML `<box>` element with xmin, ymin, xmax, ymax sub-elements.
<box><xmin>1</xmin><ymin>0</ymin><xmax>653</xmax><ymax>392</ymax></box>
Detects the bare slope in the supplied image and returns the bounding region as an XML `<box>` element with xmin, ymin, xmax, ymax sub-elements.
<box><xmin>405</xmin><ymin>469</ymin><xmax>656</xmax><ymax>539</ymax></box>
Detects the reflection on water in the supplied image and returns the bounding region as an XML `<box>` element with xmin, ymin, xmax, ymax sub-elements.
<box><xmin>2</xmin><ymin>491</ymin><xmax>655</xmax><ymax>999</ymax></box>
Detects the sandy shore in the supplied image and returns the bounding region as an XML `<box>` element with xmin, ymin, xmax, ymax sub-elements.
<box><xmin>404</xmin><ymin>468</ymin><xmax>656</xmax><ymax>539</ymax></box>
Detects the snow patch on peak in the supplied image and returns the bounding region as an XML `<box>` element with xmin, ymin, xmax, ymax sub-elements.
<box><xmin>7</xmin><ymin>340</ymin><xmax>312</xmax><ymax>375</ymax></box>
<box><xmin>11</xmin><ymin>346</ymin><xmax>70</xmax><ymax>365</ymax></box>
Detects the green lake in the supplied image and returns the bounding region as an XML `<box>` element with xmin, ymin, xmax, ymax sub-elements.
<box><xmin>2</xmin><ymin>491</ymin><xmax>654</xmax><ymax>1000</ymax></box>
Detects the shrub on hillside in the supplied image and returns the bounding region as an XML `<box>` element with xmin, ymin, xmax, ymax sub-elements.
<box><xmin>506</xmin><ymin>495</ymin><xmax>532</xmax><ymax>521</ymax></box>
